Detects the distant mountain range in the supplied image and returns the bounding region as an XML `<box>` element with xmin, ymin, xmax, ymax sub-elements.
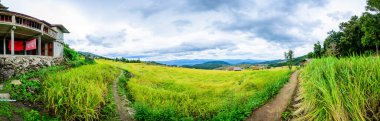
<box><xmin>156</xmin><ymin>59</ymin><xmax>266</xmax><ymax>66</ymax></box>
<box><xmin>163</xmin><ymin>55</ymin><xmax>308</xmax><ymax>70</ymax></box>
<box><xmin>182</xmin><ymin>61</ymin><xmax>231</xmax><ymax>69</ymax></box>
<box><xmin>78</xmin><ymin>51</ymin><xmax>308</xmax><ymax>70</ymax></box>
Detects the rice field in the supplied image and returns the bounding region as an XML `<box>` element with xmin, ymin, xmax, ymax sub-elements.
<box><xmin>99</xmin><ymin>60</ymin><xmax>292</xmax><ymax>120</ymax></box>
<box><xmin>41</xmin><ymin>64</ymin><xmax>120</xmax><ymax>120</ymax></box>
<box><xmin>297</xmin><ymin>57</ymin><xmax>380</xmax><ymax>120</ymax></box>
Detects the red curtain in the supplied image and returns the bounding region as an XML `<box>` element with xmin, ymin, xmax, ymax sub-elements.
<box><xmin>8</xmin><ymin>41</ymin><xmax>24</xmax><ymax>51</ymax></box>
<box><xmin>26</xmin><ymin>39</ymin><xmax>36</xmax><ymax>50</ymax></box>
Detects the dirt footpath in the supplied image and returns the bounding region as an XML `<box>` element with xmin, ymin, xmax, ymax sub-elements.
<box><xmin>245</xmin><ymin>71</ymin><xmax>299</xmax><ymax>121</ymax></box>
<box><xmin>113</xmin><ymin>72</ymin><xmax>133</xmax><ymax>121</ymax></box>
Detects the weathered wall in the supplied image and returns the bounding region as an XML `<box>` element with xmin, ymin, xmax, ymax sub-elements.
<box><xmin>54</xmin><ymin>42</ymin><xmax>64</xmax><ymax>57</ymax></box>
<box><xmin>0</xmin><ymin>56</ymin><xmax>64</xmax><ymax>81</ymax></box>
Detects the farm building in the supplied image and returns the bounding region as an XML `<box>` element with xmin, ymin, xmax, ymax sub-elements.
<box><xmin>251</xmin><ymin>64</ymin><xmax>269</xmax><ymax>70</ymax></box>
<box><xmin>0</xmin><ymin>3</ymin><xmax>69</xmax><ymax>57</ymax></box>
<box><xmin>227</xmin><ymin>67</ymin><xmax>243</xmax><ymax>71</ymax></box>
<box><xmin>0</xmin><ymin>2</ymin><xmax>69</xmax><ymax>81</ymax></box>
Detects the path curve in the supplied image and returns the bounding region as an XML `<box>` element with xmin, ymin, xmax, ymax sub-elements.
<box><xmin>245</xmin><ymin>71</ymin><xmax>300</xmax><ymax>121</ymax></box>
<box><xmin>113</xmin><ymin>71</ymin><xmax>133</xmax><ymax>121</ymax></box>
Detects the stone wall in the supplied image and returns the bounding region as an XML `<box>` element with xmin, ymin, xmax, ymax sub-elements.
<box><xmin>0</xmin><ymin>56</ymin><xmax>64</xmax><ymax>81</ymax></box>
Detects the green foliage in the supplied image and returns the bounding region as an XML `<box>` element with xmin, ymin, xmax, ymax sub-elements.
<box><xmin>99</xmin><ymin>60</ymin><xmax>292</xmax><ymax>120</ymax></box>
<box><xmin>314</xmin><ymin>2</ymin><xmax>380</xmax><ymax>57</ymax></box>
<box><xmin>367</xmin><ymin>0</ymin><xmax>380</xmax><ymax>11</ymax></box>
<box><xmin>313</xmin><ymin>41</ymin><xmax>323</xmax><ymax>58</ymax></box>
<box><xmin>23</xmin><ymin>110</ymin><xmax>41</xmax><ymax>121</ymax></box>
<box><xmin>41</xmin><ymin>64</ymin><xmax>120</xmax><ymax>120</ymax></box>
<box><xmin>10</xmin><ymin>80</ymin><xmax>41</xmax><ymax>102</ymax></box>
<box><xmin>0</xmin><ymin>102</ymin><xmax>12</xmax><ymax>118</ymax></box>
<box><xmin>115</xmin><ymin>57</ymin><xmax>141</xmax><ymax>63</ymax></box>
<box><xmin>100</xmin><ymin>85</ymin><xmax>119</xmax><ymax>120</ymax></box>
<box><xmin>63</xmin><ymin>45</ymin><xmax>80</xmax><ymax>61</ymax></box>
<box><xmin>284</xmin><ymin>50</ymin><xmax>294</xmax><ymax>70</ymax></box>
<box><xmin>299</xmin><ymin>57</ymin><xmax>380</xmax><ymax>120</ymax></box>
<box><xmin>118</xmin><ymin>71</ymin><xmax>134</xmax><ymax>102</ymax></box>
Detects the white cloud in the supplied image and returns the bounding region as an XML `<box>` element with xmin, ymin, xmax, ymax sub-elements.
<box><xmin>3</xmin><ymin>0</ymin><xmax>367</xmax><ymax>61</ymax></box>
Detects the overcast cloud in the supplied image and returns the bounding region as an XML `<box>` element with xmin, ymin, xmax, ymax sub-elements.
<box><xmin>4</xmin><ymin>0</ymin><xmax>366</xmax><ymax>60</ymax></box>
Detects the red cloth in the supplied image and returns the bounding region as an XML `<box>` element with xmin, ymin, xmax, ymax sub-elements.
<box><xmin>8</xmin><ymin>40</ymin><xmax>24</xmax><ymax>51</ymax></box>
<box><xmin>26</xmin><ymin>39</ymin><xmax>36</xmax><ymax>50</ymax></box>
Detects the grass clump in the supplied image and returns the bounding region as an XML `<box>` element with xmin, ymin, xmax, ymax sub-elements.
<box><xmin>41</xmin><ymin>64</ymin><xmax>120</xmax><ymax>120</ymax></box>
<box><xmin>298</xmin><ymin>57</ymin><xmax>380</xmax><ymax>120</ymax></box>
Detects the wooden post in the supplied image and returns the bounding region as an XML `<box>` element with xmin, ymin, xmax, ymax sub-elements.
<box><xmin>10</xmin><ymin>28</ymin><xmax>14</xmax><ymax>55</ymax></box>
<box><xmin>38</xmin><ymin>35</ymin><xmax>41</xmax><ymax>56</ymax></box>
<box><xmin>44</xmin><ymin>43</ymin><xmax>48</xmax><ymax>56</ymax></box>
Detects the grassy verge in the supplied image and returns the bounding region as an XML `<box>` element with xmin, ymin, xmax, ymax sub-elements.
<box><xmin>298</xmin><ymin>57</ymin><xmax>380</xmax><ymax>120</ymax></box>
<box><xmin>100</xmin><ymin>84</ymin><xmax>120</xmax><ymax>120</ymax></box>
<box><xmin>99</xmin><ymin>60</ymin><xmax>292</xmax><ymax>120</ymax></box>
<box><xmin>41</xmin><ymin>64</ymin><xmax>120</xmax><ymax>120</ymax></box>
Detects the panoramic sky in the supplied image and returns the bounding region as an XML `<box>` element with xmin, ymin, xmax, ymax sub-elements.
<box><xmin>4</xmin><ymin>0</ymin><xmax>366</xmax><ymax>60</ymax></box>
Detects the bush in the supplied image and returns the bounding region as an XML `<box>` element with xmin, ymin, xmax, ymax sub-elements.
<box><xmin>10</xmin><ymin>80</ymin><xmax>41</xmax><ymax>103</ymax></box>
<box><xmin>63</xmin><ymin>46</ymin><xmax>79</xmax><ymax>61</ymax></box>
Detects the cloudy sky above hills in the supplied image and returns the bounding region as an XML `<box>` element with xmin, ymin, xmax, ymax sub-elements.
<box><xmin>4</xmin><ymin>0</ymin><xmax>366</xmax><ymax>60</ymax></box>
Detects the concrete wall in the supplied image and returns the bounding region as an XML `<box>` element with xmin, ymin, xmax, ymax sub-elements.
<box><xmin>0</xmin><ymin>56</ymin><xmax>64</xmax><ymax>81</ymax></box>
<box><xmin>52</xmin><ymin>27</ymin><xmax>64</xmax><ymax>57</ymax></box>
<box><xmin>53</xmin><ymin>42</ymin><xmax>64</xmax><ymax>57</ymax></box>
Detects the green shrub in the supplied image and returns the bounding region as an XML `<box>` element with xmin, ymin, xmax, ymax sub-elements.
<box><xmin>63</xmin><ymin>46</ymin><xmax>79</xmax><ymax>61</ymax></box>
<box><xmin>11</xmin><ymin>80</ymin><xmax>41</xmax><ymax>102</ymax></box>
<box><xmin>23</xmin><ymin>110</ymin><xmax>41</xmax><ymax>121</ymax></box>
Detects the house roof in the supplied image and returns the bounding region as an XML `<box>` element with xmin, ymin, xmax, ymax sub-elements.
<box><xmin>233</xmin><ymin>67</ymin><xmax>242</xmax><ymax>70</ymax></box>
<box><xmin>0</xmin><ymin>3</ymin><xmax>8</xmax><ymax>10</ymax></box>
<box><xmin>0</xmin><ymin>3</ymin><xmax>69</xmax><ymax>33</ymax></box>
<box><xmin>51</xmin><ymin>24</ymin><xmax>70</xmax><ymax>33</ymax></box>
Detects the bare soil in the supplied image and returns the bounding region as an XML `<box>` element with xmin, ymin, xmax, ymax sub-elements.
<box><xmin>113</xmin><ymin>72</ymin><xmax>133</xmax><ymax>121</ymax></box>
<box><xmin>245</xmin><ymin>71</ymin><xmax>299</xmax><ymax>121</ymax></box>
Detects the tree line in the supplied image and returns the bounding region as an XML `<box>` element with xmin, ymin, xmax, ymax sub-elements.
<box><xmin>310</xmin><ymin>0</ymin><xmax>380</xmax><ymax>58</ymax></box>
<box><xmin>114</xmin><ymin>57</ymin><xmax>142</xmax><ymax>63</ymax></box>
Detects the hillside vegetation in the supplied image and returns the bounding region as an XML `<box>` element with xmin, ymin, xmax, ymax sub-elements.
<box><xmin>99</xmin><ymin>60</ymin><xmax>292</xmax><ymax>120</ymax></box>
<box><xmin>296</xmin><ymin>57</ymin><xmax>380</xmax><ymax>120</ymax></box>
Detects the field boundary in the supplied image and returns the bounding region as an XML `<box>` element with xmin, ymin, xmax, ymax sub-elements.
<box><xmin>246</xmin><ymin>71</ymin><xmax>300</xmax><ymax>121</ymax></box>
<box><xmin>113</xmin><ymin>71</ymin><xmax>133</xmax><ymax>121</ymax></box>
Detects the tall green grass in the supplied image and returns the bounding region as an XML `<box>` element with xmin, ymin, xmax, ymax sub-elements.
<box><xmin>41</xmin><ymin>64</ymin><xmax>120</xmax><ymax>120</ymax></box>
<box><xmin>99</xmin><ymin>60</ymin><xmax>292</xmax><ymax>120</ymax></box>
<box><xmin>298</xmin><ymin>57</ymin><xmax>380</xmax><ymax>120</ymax></box>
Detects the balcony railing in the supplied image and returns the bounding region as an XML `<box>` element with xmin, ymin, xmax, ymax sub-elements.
<box><xmin>43</xmin><ymin>26</ymin><xmax>58</xmax><ymax>39</ymax></box>
<box><xmin>0</xmin><ymin>14</ymin><xmax>12</xmax><ymax>23</ymax></box>
<box><xmin>15</xmin><ymin>16</ymin><xmax>41</xmax><ymax>30</ymax></box>
<box><xmin>0</xmin><ymin>13</ymin><xmax>58</xmax><ymax>39</ymax></box>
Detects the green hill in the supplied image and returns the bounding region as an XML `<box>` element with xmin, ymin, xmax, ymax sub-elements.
<box><xmin>182</xmin><ymin>61</ymin><xmax>231</xmax><ymax>69</ymax></box>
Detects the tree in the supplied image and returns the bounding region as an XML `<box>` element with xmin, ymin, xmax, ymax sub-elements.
<box><xmin>360</xmin><ymin>12</ymin><xmax>380</xmax><ymax>56</ymax></box>
<box><xmin>323</xmin><ymin>31</ymin><xmax>343</xmax><ymax>57</ymax></box>
<box><xmin>307</xmin><ymin>52</ymin><xmax>314</xmax><ymax>58</ymax></box>
<box><xmin>314</xmin><ymin>41</ymin><xmax>322</xmax><ymax>58</ymax></box>
<box><xmin>367</xmin><ymin>0</ymin><xmax>380</xmax><ymax>12</ymax></box>
<box><xmin>284</xmin><ymin>50</ymin><xmax>294</xmax><ymax>70</ymax></box>
<box><xmin>339</xmin><ymin>16</ymin><xmax>365</xmax><ymax>56</ymax></box>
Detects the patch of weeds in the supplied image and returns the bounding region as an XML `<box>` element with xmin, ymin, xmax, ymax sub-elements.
<box><xmin>100</xmin><ymin>85</ymin><xmax>119</xmax><ymax>120</ymax></box>
<box><xmin>10</xmin><ymin>80</ymin><xmax>41</xmax><ymax>102</ymax></box>
<box><xmin>23</xmin><ymin>110</ymin><xmax>59</xmax><ymax>121</ymax></box>
<box><xmin>0</xmin><ymin>102</ymin><xmax>12</xmax><ymax>118</ymax></box>
<box><xmin>117</xmin><ymin>71</ymin><xmax>134</xmax><ymax>102</ymax></box>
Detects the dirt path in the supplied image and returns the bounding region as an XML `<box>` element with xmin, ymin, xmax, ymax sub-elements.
<box><xmin>245</xmin><ymin>71</ymin><xmax>300</xmax><ymax>121</ymax></box>
<box><xmin>113</xmin><ymin>72</ymin><xmax>132</xmax><ymax>121</ymax></box>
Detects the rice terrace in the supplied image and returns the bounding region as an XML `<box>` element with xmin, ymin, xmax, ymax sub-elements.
<box><xmin>0</xmin><ymin>0</ymin><xmax>379</xmax><ymax>121</ymax></box>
